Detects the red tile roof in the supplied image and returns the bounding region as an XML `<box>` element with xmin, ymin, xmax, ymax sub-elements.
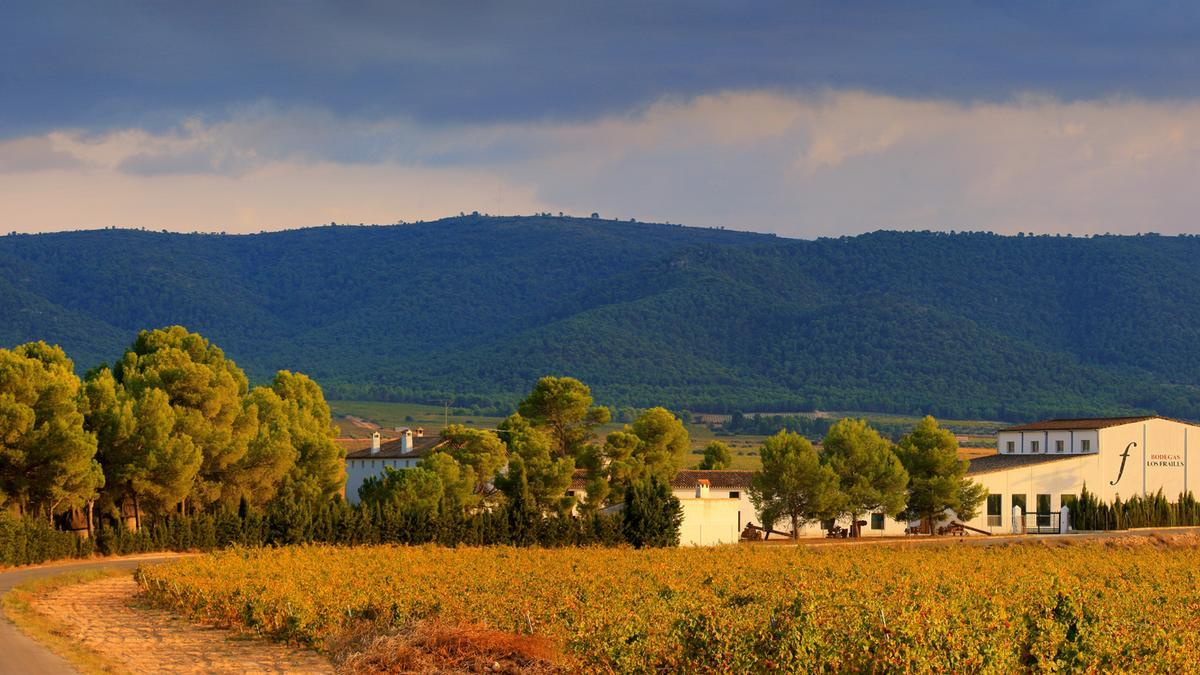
<box><xmin>1000</xmin><ymin>416</ymin><xmax>1169</xmax><ymax>432</ymax></box>
<box><xmin>342</xmin><ymin>435</ymin><xmax>446</xmax><ymax>460</ymax></box>
<box><xmin>670</xmin><ymin>470</ymin><xmax>754</xmax><ymax>489</ymax></box>
<box><xmin>965</xmin><ymin>453</ymin><xmax>1085</xmax><ymax>476</ymax></box>
<box><xmin>569</xmin><ymin>469</ymin><xmax>754</xmax><ymax>491</ymax></box>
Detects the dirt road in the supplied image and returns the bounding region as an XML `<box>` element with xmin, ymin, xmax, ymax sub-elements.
<box><xmin>0</xmin><ymin>554</ymin><xmax>182</xmax><ymax>675</ymax></box>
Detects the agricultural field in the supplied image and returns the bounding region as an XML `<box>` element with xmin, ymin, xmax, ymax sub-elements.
<box><xmin>137</xmin><ymin>536</ymin><xmax>1200</xmax><ymax>672</ymax></box>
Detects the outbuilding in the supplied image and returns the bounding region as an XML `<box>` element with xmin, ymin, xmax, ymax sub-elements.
<box><xmin>341</xmin><ymin>428</ymin><xmax>446</xmax><ymax>504</ymax></box>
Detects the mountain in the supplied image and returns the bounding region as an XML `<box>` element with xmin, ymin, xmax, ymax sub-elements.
<box><xmin>2</xmin><ymin>215</ymin><xmax>1199</xmax><ymax>421</ymax></box>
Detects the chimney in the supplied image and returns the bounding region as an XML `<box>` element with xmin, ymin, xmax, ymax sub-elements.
<box><xmin>695</xmin><ymin>479</ymin><xmax>710</xmax><ymax>499</ymax></box>
<box><xmin>370</xmin><ymin>431</ymin><xmax>381</xmax><ymax>454</ymax></box>
<box><xmin>400</xmin><ymin>429</ymin><xmax>413</xmax><ymax>453</ymax></box>
<box><xmin>415</xmin><ymin>427</ymin><xmax>425</xmax><ymax>438</ymax></box>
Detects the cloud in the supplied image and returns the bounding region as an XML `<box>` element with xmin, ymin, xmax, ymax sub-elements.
<box><xmin>2</xmin><ymin>90</ymin><xmax>1199</xmax><ymax>236</ymax></box>
<box><xmin>0</xmin><ymin>136</ymin><xmax>83</xmax><ymax>173</ymax></box>
<box><xmin>5</xmin><ymin>2</ymin><xmax>1200</xmax><ymax>135</ymax></box>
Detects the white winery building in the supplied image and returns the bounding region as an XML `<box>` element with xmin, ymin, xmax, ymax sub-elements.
<box><xmin>963</xmin><ymin>415</ymin><xmax>1200</xmax><ymax>534</ymax></box>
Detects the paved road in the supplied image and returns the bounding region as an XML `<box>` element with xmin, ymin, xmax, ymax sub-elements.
<box><xmin>0</xmin><ymin>555</ymin><xmax>182</xmax><ymax>675</ymax></box>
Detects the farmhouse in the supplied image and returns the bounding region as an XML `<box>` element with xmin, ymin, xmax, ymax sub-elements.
<box><xmin>341</xmin><ymin>428</ymin><xmax>446</xmax><ymax>504</ymax></box>
<box><xmin>961</xmin><ymin>415</ymin><xmax>1200</xmax><ymax>534</ymax></box>
<box><xmin>569</xmin><ymin>469</ymin><xmax>909</xmax><ymax>543</ymax></box>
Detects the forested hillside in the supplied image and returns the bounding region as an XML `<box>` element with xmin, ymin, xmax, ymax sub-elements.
<box><xmin>3</xmin><ymin>215</ymin><xmax>1199</xmax><ymax>420</ymax></box>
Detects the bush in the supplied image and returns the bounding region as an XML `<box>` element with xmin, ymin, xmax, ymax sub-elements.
<box><xmin>2</xmin><ymin>495</ymin><xmax>648</xmax><ymax>568</ymax></box>
<box><xmin>1073</xmin><ymin>486</ymin><xmax>1200</xmax><ymax>530</ymax></box>
<box><xmin>0</xmin><ymin>513</ymin><xmax>87</xmax><ymax>566</ymax></box>
<box><xmin>622</xmin><ymin>477</ymin><xmax>683</xmax><ymax>548</ymax></box>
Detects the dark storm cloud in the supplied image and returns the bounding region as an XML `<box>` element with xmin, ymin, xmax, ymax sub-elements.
<box><xmin>3</xmin><ymin>1</ymin><xmax>1199</xmax><ymax>137</ymax></box>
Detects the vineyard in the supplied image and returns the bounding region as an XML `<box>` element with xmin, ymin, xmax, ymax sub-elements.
<box><xmin>136</xmin><ymin>536</ymin><xmax>1200</xmax><ymax>672</ymax></box>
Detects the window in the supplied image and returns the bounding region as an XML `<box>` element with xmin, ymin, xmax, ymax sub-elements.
<box><xmin>1012</xmin><ymin>494</ymin><xmax>1027</xmax><ymax>515</ymax></box>
<box><xmin>987</xmin><ymin>494</ymin><xmax>1002</xmax><ymax>527</ymax></box>
<box><xmin>870</xmin><ymin>513</ymin><xmax>884</xmax><ymax>530</ymax></box>
<box><xmin>1036</xmin><ymin>494</ymin><xmax>1052</xmax><ymax>528</ymax></box>
<box><xmin>1006</xmin><ymin>441</ymin><xmax>1015</xmax><ymax>453</ymax></box>
<box><xmin>1030</xmin><ymin>440</ymin><xmax>1040</xmax><ymax>453</ymax></box>
<box><xmin>566</xmin><ymin>490</ymin><xmax>575</xmax><ymax>497</ymax></box>
<box><xmin>1055</xmin><ymin>440</ymin><xmax>1064</xmax><ymax>453</ymax></box>
<box><xmin>729</xmin><ymin>491</ymin><xmax>741</xmax><ymax>499</ymax></box>
<box><xmin>1081</xmin><ymin>439</ymin><xmax>1091</xmax><ymax>452</ymax></box>
<box><xmin>1061</xmin><ymin>494</ymin><xmax>1078</xmax><ymax>510</ymax></box>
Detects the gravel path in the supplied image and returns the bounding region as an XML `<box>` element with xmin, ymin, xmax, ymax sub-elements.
<box><xmin>0</xmin><ymin>555</ymin><xmax>180</xmax><ymax>675</ymax></box>
<box><xmin>1</xmin><ymin>555</ymin><xmax>332</xmax><ymax>674</ymax></box>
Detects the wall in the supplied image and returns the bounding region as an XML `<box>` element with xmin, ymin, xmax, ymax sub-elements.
<box><xmin>1097</xmin><ymin>418</ymin><xmax>1193</xmax><ymax>501</ymax></box>
<box><xmin>997</xmin><ymin>429</ymin><xmax>1099</xmax><ymax>455</ymax></box>
<box><xmin>671</xmin><ymin>487</ymin><xmax>908</xmax><ymax>539</ymax></box>
<box><xmin>344</xmin><ymin>457</ymin><xmax>418</xmax><ymax>504</ymax></box>
<box><xmin>678</xmin><ymin>498</ymin><xmax>741</xmax><ymax>545</ymax></box>
<box><xmin>966</xmin><ymin>456</ymin><xmax>1091</xmax><ymax>533</ymax></box>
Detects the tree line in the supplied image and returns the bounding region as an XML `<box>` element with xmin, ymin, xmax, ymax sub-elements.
<box><xmin>750</xmin><ymin>416</ymin><xmax>986</xmax><ymax>537</ymax></box>
<box><xmin>356</xmin><ymin>375</ymin><xmax>689</xmax><ymax>538</ymax></box>
<box><xmin>0</xmin><ymin>326</ymin><xmax>345</xmax><ymax>534</ymax></box>
<box><xmin>1</xmin><ymin>338</ymin><xmax>690</xmax><ymax>561</ymax></box>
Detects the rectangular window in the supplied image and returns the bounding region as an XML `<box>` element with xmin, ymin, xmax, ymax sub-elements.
<box><xmin>987</xmin><ymin>494</ymin><xmax>1002</xmax><ymax>527</ymax></box>
<box><xmin>1055</xmin><ymin>440</ymin><xmax>1064</xmax><ymax>453</ymax></box>
<box><xmin>566</xmin><ymin>490</ymin><xmax>575</xmax><ymax>497</ymax></box>
<box><xmin>729</xmin><ymin>491</ymin><xmax>740</xmax><ymax>499</ymax></box>
<box><xmin>1030</xmin><ymin>440</ymin><xmax>1040</xmax><ymax>453</ymax></box>
<box><xmin>1081</xmin><ymin>439</ymin><xmax>1091</xmax><ymax>452</ymax></box>
<box><xmin>1036</xmin><ymin>494</ymin><xmax>1052</xmax><ymax>528</ymax></box>
<box><xmin>1060</xmin><ymin>494</ymin><xmax>1078</xmax><ymax>510</ymax></box>
<box><xmin>1006</xmin><ymin>441</ymin><xmax>1015</xmax><ymax>453</ymax></box>
<box><xmin>871</xmin><ymin>513</ymin><xmax>885</xmax><ymax>530</ymax></box>
<box><xmin>1012</xmin><ymin>494</ymin><xmax>1027</xmax><ymax>514</ymax></box>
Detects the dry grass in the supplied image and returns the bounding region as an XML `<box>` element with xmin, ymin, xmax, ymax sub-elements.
<box><xmin>2</xmin><ymin>568</ymin><xmax>130</xmax><ymax>674</ymax></box>
<box><xmin>330</xmin><ymin>620</ymin><xmax>560</xmax><ymax>674</ymax></box>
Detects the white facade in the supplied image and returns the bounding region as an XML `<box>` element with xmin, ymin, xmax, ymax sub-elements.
<box><xmin>678</xmin><ymin>482</ymin><xmax>742</xmax><ymax>545</ymax></box>
<box><xmin>966</xmin><ymin>416</ymin><xmax>1198</xmax><ymax>534</ymax></box>
<box><xmin>345</xmin><ymin>455</ymin><xmax>421</xmax><ymax>504</ymax></box>
<box><xmin>669</xmin><ymin>485</ymin><xmax>909</xmax><ymax>538</ymax></box>
<box><xmin>341</xmin><ymin>428</ymin><xmax>436</xmax><ymax>504</ymax></box>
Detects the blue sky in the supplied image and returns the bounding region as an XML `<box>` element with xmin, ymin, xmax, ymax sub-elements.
<box><xmin>3</xmin><ymin>2</ymin><xmax>1200</xmax><ymax>236</ymax></box>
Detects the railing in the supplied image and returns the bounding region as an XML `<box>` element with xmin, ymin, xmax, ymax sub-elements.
<box><xmin>1019</xmin><ymin>511</ymin><xmax>1061</xmax><ymax>534</ymax></box>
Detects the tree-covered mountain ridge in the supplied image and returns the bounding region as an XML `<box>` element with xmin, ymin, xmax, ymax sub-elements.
<box><xmin>2</xmin><ymin>215</ymin><xmax>1198</xmax><ymax>421</ymax></box>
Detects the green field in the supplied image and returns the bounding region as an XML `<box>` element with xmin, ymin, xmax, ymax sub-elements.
<box><xmin>329</xmin><ymin>401</ymin><xmax>999</xmax><ymax>471</ymax></box>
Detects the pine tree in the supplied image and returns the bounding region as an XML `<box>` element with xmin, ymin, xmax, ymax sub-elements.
<box><xmin>114</xmin><ymin>327</ymin><xmax>256</xmax><ymax>510</ymax></box>
<box><xmin>0</xmin><ymin>342</ymin><xmax>103</xmax><ymax>519</ymax></box>
<box><xmin>622</xmin><ymin>476</ymin><xmax>683</xmax><ymax>548</ymax></box>
<box><xmin>750</xmin><ymin>430</ymin><xmax>842</xmax><ymax>538</ymax></box>
<box><xmin>822</xmin><ymin>419</ymin><xmax>908</xmax><ymax>537</ymax></box>
<box><xmin>272</xmin><ymin>371</ymin><xmax>345</xmax><ymax>503</ymax></box>
<box><xmin>895</xmin><ymin>416</ymin><xmax>985</xmax><ymax>531</ymax></box>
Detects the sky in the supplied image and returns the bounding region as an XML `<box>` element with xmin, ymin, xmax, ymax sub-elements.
<box><xmin>3</xmin><ymin>1</ymin><xmax>1200</xmax><ymax>237</ymax></box>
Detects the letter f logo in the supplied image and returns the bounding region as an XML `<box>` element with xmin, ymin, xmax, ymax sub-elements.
<box><xmin>1111</xmin><ymin>442</ymin><xmax>1136</xmax><ymax>486</ymax></box>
